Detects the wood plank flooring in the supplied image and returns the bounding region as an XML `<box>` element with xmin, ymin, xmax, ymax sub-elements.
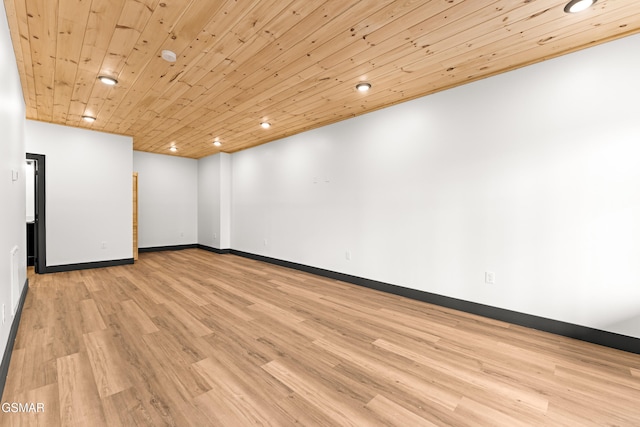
<box><xmin>2</xmin><ymin>249</ymin><xmax>640</xmax><ymax>426</ymax></box>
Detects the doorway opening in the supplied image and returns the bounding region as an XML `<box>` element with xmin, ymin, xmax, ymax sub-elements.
<box><xmin>26</xmin><ymin>153</ymin><xmax>46</xmax><ymax>273</ymax></box>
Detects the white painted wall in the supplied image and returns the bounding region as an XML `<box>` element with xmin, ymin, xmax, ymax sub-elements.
<box><xmin>0</xmin><ymin>0</ymin><xmax>27</xmax><ymax>362</ymax></box>
<box><xmin>133</xmin><ymin>151</ymin><xmax>198</xmax><ymax>248</ymax></box>
<box><xmin>219</xmin><ymin>154</ymin><xmax>231</xmax><ymax>249</ymax></box>
<box><xmin>25</xmin><ymin>121</ymin><xmax>133</xmax><ymax>266</ymax></box>
<box><xmin>232</xmin><ymin>34</ymin><xmax>640</xmax><ymax>338</ymax></box>
<box><xmin>198</xmin><ymin>153</ymin><xmax>231</xmax><ymax>249</ymax></box>
<box><xmin>198</xmin><ymin>154</ymin><xmax>220</xmax><ymax>248</ymax></box>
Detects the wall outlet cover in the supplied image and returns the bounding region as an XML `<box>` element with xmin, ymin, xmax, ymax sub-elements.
<box><xmin>485</xmin><ymin>271</ymin><xmax>495</xmax><ymax>284</ymax></box>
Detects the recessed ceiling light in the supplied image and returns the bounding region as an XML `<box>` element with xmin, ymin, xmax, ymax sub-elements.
<box><xmin>98</xmin><ymin>76</ymin><xmax>118</xmax><ymax>86</ymax></box>
<box><xmin>564</xmin><ymin>0</ymin><xmax>596</xmax><ymax>13</ymax></box>
<box><xmin>82</xmin><ymin>115</ymin><xmax>96</xmax><ymax>123</ymax></box>
<box><xmin>161</xmin><ymin>50</ymin><xmax>177</xmax><ymax>63</ymax></box>
<box><xmin>170</xmin><ymin>146</ymin><xmax>177</xmax><ymax>152</ymax></box>
<box><xmin>356</xmin><ymin>82</ymin><xmax>372</xmax><ymax>92</ymax></box>
<box><xmin>213</xmin><ymin>141</ymin><xmax>222</xmax><ymax>147</ymax></box>
<box><xmin>260</xmin><ymin>122</ymin><xmax>271</xmax><ymax>129</ymax></box>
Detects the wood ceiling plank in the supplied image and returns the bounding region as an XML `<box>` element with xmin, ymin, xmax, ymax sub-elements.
<box><xmin>79</xmin><ymin>0</ymin><xmax>159</xmax><ymax>125</ymax></box>
<box><xmin>191</xmin><ymin>0</ymin><xmax>504</xmax><ymax>137</ymax></box>
<box><xmin>207</xmin><ymin>0</ymin><xmax>394</xmax><ymax>99</ymax></box>
<box><xmin>234</xmin><ymin>0</ymin><xmax>608</xmax><ymax>133</ymax></box>
<box><xmin>171</xmin><ymin>10</ymin><xmax>640</xmax><ymax>157</ymax></box>
<box><xmin>94</xmin><ymin>0</ymin><xmax>205</xmax><ymax>132</ymax></box>
<box><xmin>52</xmin><ymin>0</ymin><xmax>92</xmax><ymax>124</ymax></box>
<box><xmin>134</xmin><ymin>0</ymin><xmax>495</xmax><ymax>148</ymax></box>
<box><xmin>3</xmin><ymin>0</ymin><xmax>37</xmax><ymax>117</ymax></box>
<box><xmin>365</xmin><ymin>0</ymin><xmax>624</xmax><ymax>85</ymax></box>
<box><xmin>134</xmin><ymin>2</ymin><xmax>456</xmax><ymax>143</ymax></box>
<box><xmin>362</xmin><ymin>0</ymin><xmax>640</xmax><ymax>98</ymax></box>
<box><xmin>123</xmin><ymin>0</ymin><xmax>300</xmax><ymax>138</ymax></box>
<box><xmin>458</xmin><ymin>15</ymin><xmax>640</xmax><ymax>85</ymax></box>
<box><xmin>302</xmin><ymin>0</ymin><xmax>524</xmax><ymax>92</ymax></box>
<box><xmin>290</xmin><ymin>4</ymin><xmax>561</xmax><ymax>100</ymax></box>
<box><xmin>16</xmin><ymin>2</ymin><xmax>40</xmax><ymax>118</ymax></box>
<box><xmin>174</xmin><ymin>0</ymin><xmax>600</xmax><ymax>139</ymax></box>
<box><xmin>102</xmin><ymin>0</ymin><xmax>159</xmax><ymax>75</ymax></box>
<box><xmin>132</xmin><ymin>0</ymin><xmax>385</xmax><ymax>145</ymax></box>
<box><xmin>6</xmin><ymin>0</ymin><xmax>640</xmax><ymax>158</ymax></box>
<box><xmin>370</xmin><ymin>2</ymin><xmax>633</xmax><ymax>87</ymax></box>
<box><xmin>25</xmin><ymin>0</ymin><xmax>59</xmax><ymax>122</ymax></box>
<box><xmin>236</xmin><ymin>19</ymin><xmax>640</xmax><ymax>151</ymax></box>
<box><xmin>125</xmin><ymin>0</ymin><xmax>321</xmax><ymax>140</ymax></box>
<box><xmin>66</xmin><ymin>0</ymin><xmax>127</xmax><ymax>126</ymax></box>
<box><xmin>80</xmin><ymin>0</ymin><xmax>165</xmax><ymax>126</ymax></box>
<box><xmin>110</xmin><ymin>0</ymin><xmax>265</xmax><ymax>136</ymax></box>
<box><xmin>441</xmin><ymin>3</ymin><xmax>640</xmax><ymax>81</ymax></box>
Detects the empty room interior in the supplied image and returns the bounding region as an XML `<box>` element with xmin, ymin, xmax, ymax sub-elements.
<box><xmin>2</xmin><ymin>0</ymin><xmax>640</xmax><ymax>425</ymax></box>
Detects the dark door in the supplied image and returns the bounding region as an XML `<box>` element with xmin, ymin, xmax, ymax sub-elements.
<box><xmin>26</xmin><ymin>153</ymin><xmax>46</xmax><ymax>273</ymax></box>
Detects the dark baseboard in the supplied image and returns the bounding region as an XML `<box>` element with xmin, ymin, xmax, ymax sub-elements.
<box><xmin>44</xmin><ymin>258</ymin><xmax>134</xmax><ymax>273</ymax></box>
<box><xmin>139</xmin><ymin>244</ymin><xmax>198</xmax><ymax>253</ymax></box>
<box><xmin>0</xmin><ymin>279</ymin><xmax>29</xmax><ymax>399</ymax></box>
<box><xmin>229</xmin><ymin>249</ymin><xmax>640</xmax><ymax>355</ymax></box>
<box><xmin>197</xmin><ymin>244</ymin><xmax>231</xmax><ymax>254</ymax></box>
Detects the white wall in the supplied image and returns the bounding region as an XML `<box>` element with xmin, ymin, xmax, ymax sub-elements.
<box><xmin>219</xmin><ymin>154</ymin><xmax>231</xmax><ymax>249</ymax></box>
<box><xmin>232</xmin><ymin>34</ymin><xmax>640</xmax><ymax>338</ymax></box>
<box><xmin>25</xmin><ymin>121</ymin><xmax>133</xmax><ymax>266</ymax></box>
<box><xmin>198</xmin><ymin>154</ymin><xmax>220</xmax><ymax>248</ymax></box>
<box><xmin>0</xmin><ymin>0</ymin><xmax>27</xmax><ymax>362</ymax></box>
<box><xmin>198</xmin><ymin>153</ymin><xmax>231</xmax><ymax>249</ymax></box>
<box><xmin>133</xmin><ymin>151</ymin><xmax>197</xmax><ymax>248</ymax></box>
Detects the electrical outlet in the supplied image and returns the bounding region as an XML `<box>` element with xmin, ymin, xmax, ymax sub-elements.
<box><xmin>485</xmin><ymin>271</ymin><xmax>495</xmax><ymax>284</ymax></box>
<box><xmin>345</xmin><ymin>251</ymin><xmax>351</xmax><ymax>261</ymax></box>
<box><xmin>213</xmin><ymin>233</ymin><xmax>217</xmax><ymax>240</ymax></box>
<box><xmin>180</xmin><ymin>231</ymin><xmax>184</xmax><ymax>238</ymax></box>
<box><xmin>101</xmin><ymin>241</ymin><xmax>107</xmax><ymax>249</ymax></box>
<box><xmin>264</xmin><ymin>239</ymin><xmax>268</xmax><ymax>246</ymax></box>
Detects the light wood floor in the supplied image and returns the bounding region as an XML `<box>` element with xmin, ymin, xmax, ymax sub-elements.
<box><xmin>2</xmin><ymin>249</ymin><xmax>640</xmax><ymax>426</ymax></box>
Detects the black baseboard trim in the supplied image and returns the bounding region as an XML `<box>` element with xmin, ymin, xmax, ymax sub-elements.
<box><xmin>0</xmin><ymin>279</ymin><xmax>29</xmax><ymax>399</ymax></box>
<box><xmin>44</xmin><ymin>258</ymin><xmax>134</xmax><ymax>273</ymax></box>
<box><xmin>197</xmin><ymin>244</ymin><xmax>231</xmax><ymax>254</ymax></box>
<box><xmin>139</xmin><ymin>244</ymin><xmax>198</xmax><ymax>253</ymax></box>
<box><xmin>229</xmin><ymin>249</ymin><xmax>640</xmax><ymax>355</ymax></box>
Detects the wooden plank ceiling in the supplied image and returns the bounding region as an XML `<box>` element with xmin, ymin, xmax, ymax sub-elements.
<box><xmin>4</xmin><ymin>0</ymin><xmax>640</xmax><ymax>158</ymax></box>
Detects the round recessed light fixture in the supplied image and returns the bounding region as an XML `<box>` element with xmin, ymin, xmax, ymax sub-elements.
<box><xmin>213</xmin><ymin>140</ymin><xmax>222</xmax><ymax>147</ymax></box>
<box><xmin>82</xmin><ymin>115</ymin><xmax>96</xmax><ymax>123</ymax></box>
<box><xmin>356</xmin><ymin>82</ymin><xmax>372</xmax><ymax>92</ymax></box>
<box><xmin>98</xmin><ymin>75</ymin><xmax>118</xmax><ymax>86</ymax></box>
<box><xmin>170</xmin><ymin>146</ymin><xmax>177</xmax><ymax>152</ymax></box>
<box><xmin>564</xmin><ymin>0</ymin><xmax>596</xmax><ymax>13</ymax></box>
<box><xmin>260</xmin><ymin>122</ymin><xmax>271</xmax><ymax>129</ymax></box>
<box><xmin>161</xmin><ymin>49</ymin><xmax>177</xmax><ymax>63</ymax></box>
